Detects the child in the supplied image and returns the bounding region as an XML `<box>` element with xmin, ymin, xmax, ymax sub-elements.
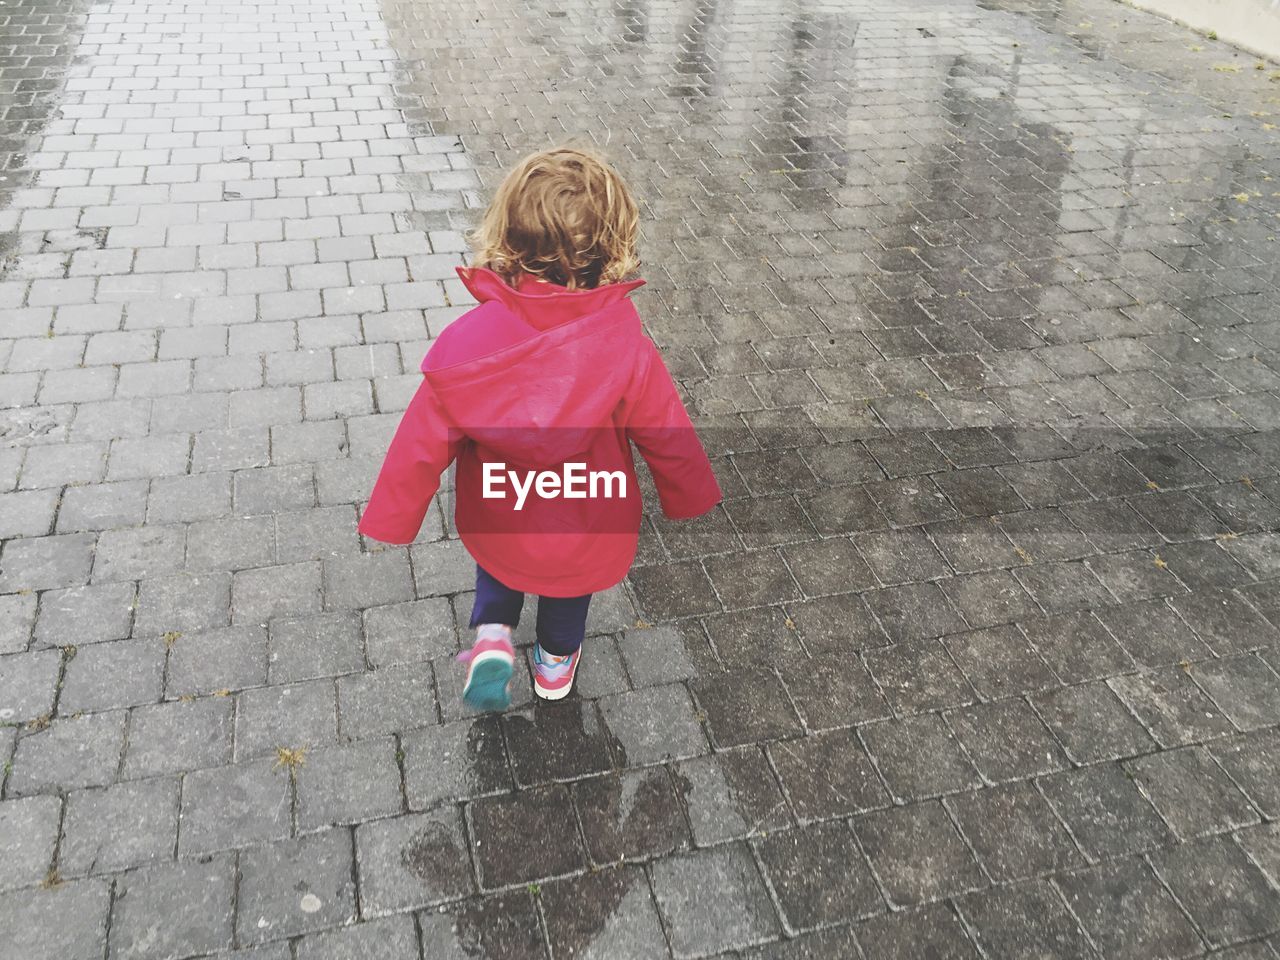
<box><xmin>358</xmin><ymin>147</ymin><xmax>721</xmax><ymax>710</ymax></box>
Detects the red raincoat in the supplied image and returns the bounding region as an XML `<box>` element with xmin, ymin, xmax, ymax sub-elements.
<box><xmin>357</xmin><ymin>267</ymin><xmax>722</xmax><ymax>596</ymax></box>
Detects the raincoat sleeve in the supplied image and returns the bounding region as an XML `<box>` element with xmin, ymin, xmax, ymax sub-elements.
<box><xmin>624</xmin><ymin>340</ymin><xmax>722</xmax><ymax>520</ymax></box>
<box><xmin>357</xmin><ymin>379</ymin><xmax>461</xmax><ymax>544</ymax></box>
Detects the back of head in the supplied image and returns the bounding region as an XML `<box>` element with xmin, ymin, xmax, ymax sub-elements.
<box><xmin>470</xmin><ymin>147</ymin><xmax>640</xmax><ymax>291</ymax></box>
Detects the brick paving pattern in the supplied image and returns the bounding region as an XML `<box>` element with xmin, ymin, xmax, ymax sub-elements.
<box><xmin>1</xmin><ymin>0</ymin><xmax>1280</xmax><ymax>955</ymax></box>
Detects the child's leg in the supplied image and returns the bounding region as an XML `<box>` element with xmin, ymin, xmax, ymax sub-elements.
<box><xmin>461</xmin><ymin>566</ymin><xmax>522</xmax><ymax>712</ymax></box>
<box><xmin>531</xmin><ymin>592</ymin><xmax>591</xmax><ymax>700</ymax></box>
<box><xmin>535</xmin><ymin>592</ymin><xmax>592</xmax><ymax>655</ymax></box>
<box><xmin>469</xmin><ymin>565</ymin><xmax>524</xmax><ymax>630</ymax></box>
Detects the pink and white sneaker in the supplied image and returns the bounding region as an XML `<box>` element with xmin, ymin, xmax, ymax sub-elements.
<box><xmin>457</xmin><ymin>626</ymin><xmax>515</xmax><ymax>712</ymax></box>
<box><xmin>533</xmin><ymin>644</ymin><xmax>581</xmax><ymax>701</ymax></box>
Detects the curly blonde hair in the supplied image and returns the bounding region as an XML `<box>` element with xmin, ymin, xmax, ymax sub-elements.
<box><xmin>469</xmin><ymin>147</ymin><xmax>640</xmax><ymax>290</ymax></box>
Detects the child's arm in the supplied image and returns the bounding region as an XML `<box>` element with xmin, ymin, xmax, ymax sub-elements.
<box><xmin>357</xmin><ymin>379</ymin><xmax>461</xmax><ymax>544</ymax></box>
<box><xmin>624</xmin><ymin>339</ymin><xmax>722</xmax><ymax>519</ymax></box>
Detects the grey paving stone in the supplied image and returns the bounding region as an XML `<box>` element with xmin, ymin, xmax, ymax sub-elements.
<box><xmin>230</xmin><ymin>561</ymin><xmax>325</xmax><ymax>624</ymax></box>
<box><xmin>295</xmin><ymin>915</ymin><xmax>420</xmax><ymax>960</ymax></box>
<box><xmin>1019</xmin><ymin>610</ymin><xmax>1134</xmax><ymax>684</ymax></box>
<box><xmin>541</xmin><ymin>866</ymin><xmax>669</xmax><ymax>960</ymax></box>
<box><xmin>1239</xmin><ymin>821</ymin><xmax>1280</xmax><ymax>892</ymax></box>
<box><xmin>186</xmin><ymin>516</ymin><xmax>275</xmax><ymax>572</ymax></box>
<box><xmin>703</xmin><ymin>606</ymin><xmax>806</xmax><ymax>671</ymax></box>
<box><xmin>133</xmin><ymin>572</ymin><xmax>231</xmax><ymax>636</ymax></box>
<box><xmin>1170</xmin><ymin>589</ymin><xmax>1279</xmax><ymax>655</ymax></box>
<box><xmin>954</xmin><ymin>881</ymin><xmax>1095</xmax><ymax>960</ymax></box>
<box><xmin>0</xmin><ymin>593</ymin><xmax>37</xmax><ymax>655</ymax></box>
<box><xmin>944</xmin><ymin>624</ymin><xmax>1058</xmax><ymax>699</ymax></box>
<box><xmin>8</xmin><ymin>712</ymin><xmax>126</xmax><ymax>797</ymax></box>
<box><xmin>407</xmin><ymin>537</ymin><xmax>475</xmax><ymax>599</ymax></box>
<box><xmin>402</xmin><ymin>715</ymin><xmax>510</xmax><ymax>808</ymax></box>
<box><xmin>469</xmin><ymin>784</ymin><xmax>585</xmax><ymax>888</ymax></box>
<box><xmin>0</xmin><ymin>488</ymin><xmax>58</xmax><ymax>538</ymax></box>
<box><xmin>1212</xmin><ymin>731</ymin><xmax>1280</xmax><ymax>820</ymax></box>
<box><xmin>781</xmin><ymin>653</ymin><xmax>889</xmax><ymax>731</ymax></box>
<box><xmin>275</xmin><ymin>506</ymin><xmax>361</xmax><ymax>563</ymax></box>
<box><xmin>0</xmin><ymin>648</ymin><xmax>60</xmax><ymax>723</ymax></box>
<box><xmin>501</xmin><ymin>701</ymin><xmax>613</xmax><ymax>786</ymax></box>
<box><xmin>864</xmin><ymin>582</ymin><xmax>967</xmax><ymax>644</ymax></box>
<box><xmin>109</xmin><ymin>855</ymin><xmax>235</xmax><ymax>960</ymax></box>
<box><xmin>770</xmin><ymin>727</ymin><xmax>890</xmax><ymax>822</ymax></box>
<box><xmin>1054</xmin><ymin>857</ymin><xmax>1202</xmax><ymax>960</ymax></box>
<box><xmin>945</xmin><ymin>699</ymin><xmax>1070</xmax><ymax>783</ymax></box>
<box><xmin>861</xmin><ymin>714</ymin><xmax>981</xmax><ymax>802</ymax></box>
<box><xmin>574</xmin><ymin>767</ymin><xmax>690</xmax><ymax>865</ymax></box>
<box><xmin>1038</xmin><ymin>764</ymin><xmax>1174</xmax><ymax>863</ymax></box>
<box><xmin>1096</xmin><ymin>598</ymin><xmax>1213</xmax><ymax>669</ymax></box>
<box><xmin>147</xmin><ymin>471</ymin><xmax>232</xmax><ymax>522</ymax></box>
<box><xmin>854</xmin><ymin>902</ymin><xmax>980</xmax><ymax>960</ymax></box>
<box><xmin>20</xmin><ymin>444</ymin><xmax>105</xmax><ymax>490</ymax></box>
<box><xmin>337</xmin><ymin>661</ymin><xmax>436</xmax><ymax>739</ymax></box>
<box><xmin>60</xmin><ymin>778</ymin><xmax>178</xmax><ymax>877</ymax></box>
<box><xmin>598</xmin><ymin>683</ymin><xmax>709</xmax><ymax>765</ymax></box>
<box><xmin>234</xmin><ymin>465</ymin><xmax>316</xmax><ymax>516</ymax></box>
<box><xmin>323</xmin><ymin>550</ymin><xmax>414</xmax><ymax>610</ymax></box>
<box><xmin>865</xmin><ymin>637</ymin><xmax>977</xmax><ymax>715</ymax></box>
<box><xmin>179</xmin><ymin>756</ymin><xmax>292</xmax><ymax>856</ymax></box>
<box><xmin>617</xmin><ymin>623</ymin><xmax>697</xmax><ymax>687</ymax></box>
<box><xmin>0</xmin><ymin>879</ymin><xmax>111</xmax><ymax>960</ymax></box>
<box><xmin>690</xmin><ymin>670</ymin><xmax>801</xmax><ymax>748</ymax></box>
<box><xmin>650</xmin><ymin>844</ymin><xmax>781</xmax><ymax>957</ymax></box>
<box><xmin>0</xmin><ymin>795</ymin><xmax>61</xmax><ymax>892</ymax></box>
<box><xmin>59</xmin><ymin>639</ymin><xmax>164</xmax><ymax>713</ymax></box>
<box><xmin>56</xmin><ymin>480</ymin><xmax>148</xmax><ymax>533</ymax></box>
<box><xmin>362</xmin><ymin>596</ymin><xmax>456</xmax><ymax>666</ymax></box>
<box><xmin>295</xmin><ymin>737</ymin><xmax>402</xmax><ymax>831</ymax></box>
<box><xmin>266</xmin><ymin>611</ymin><xmax>362</xmax><ymax>684</ymax></box>
<box><xmin>122</xmin><ymin>697</ymin><xmax>233</xmax><ymax>779</ymax></box>
<box><xmin>569</xmin><ymin>633</ymin><xmax>632</xmax><ymax>699</ymax></box>
<box><xmin>1192</xmin><ymin>654</ymin><xmax>1280</xmax><ymax>731</ymax></box>
<box><xmin>354</xmin><ymin>807</ymin><xmax>474</xmax><ymax>916</ymax></box>
<box><xmin>165</xmin><ymin>625</ymin><xmax>268</xmax><ymax>697</ymax></box>
<box><xmin>1126</xmin><ymin>746</ymin><xmax>1259</xmax><ymax>841</ymax></box>
<box><xmin>1151</xmin><ymin>834</ymin><xmax>1280</xmax><ymax>947</ymax></box>
<box><xmin>192</xmin><ymin>428</ymin><xmax>270</xmax><ymax>473</ymax></box>
<box><xmin>946</xmin><ymin>780</ymin><xmax>1082</xmax><ymax>883</ymax></box>
<box><xmin>673</xmin><ymin>746</ymin><xmax>791</xmax><ymax>846</ymax></box>
<box><xmin>854</xmin><ymin>800</ymin><xmax>986</xmax><ymax>909</ymax></box>
<box><xmin>34</xmin><ymin>581</ymin><xmax>136</xmax><ymax>649</ymax></box>
<box><xmin>417</xmin><ymin>889</ymin><xmax>544</xmax><ymax>960</ymax></box>
<box><xmin>236</xmin><ymin>831</ymin><xmax>357</xmax><ymax>945</ymax></box>
<box><xmin>754</xmin><ymin>821</ymin><xmax>881</xmax><ymax>931</ymax></box>
<box><xmin>234</xmin><ymin>679</ymin><xmax>337</xmax><ymax>761</ymax></box>
<box><xmin>91</xmin><ymin>526</ymin><xmax>185</xmax><ymax>584</ymax></box>
<box><xmin>1031</xmin><ymin>681</ymin><xmax>1156</xmax><ymax>764</ymax></box>
<box><xmin>1109</xmin><ymin>665</ymin><xmax>1237</xmax><ymax>748</ymax></box>
<box><xmin>0</xmin><ymin>534</ymin><xmax>95</xmax><ymax>592</ymax></box>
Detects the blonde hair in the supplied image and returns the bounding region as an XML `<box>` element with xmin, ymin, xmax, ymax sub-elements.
<box><xmin>470</xmin><ymin>147</ymin><xmax>640</xmax><ymax>290</ymax></box>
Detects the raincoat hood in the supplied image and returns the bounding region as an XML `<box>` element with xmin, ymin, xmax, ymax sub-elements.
<box><xmin>422</xmin><ymin>267</ymin><xmax>647</xmax><ymax>464</ymax></box>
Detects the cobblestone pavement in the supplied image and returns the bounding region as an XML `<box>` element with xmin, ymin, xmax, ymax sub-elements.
<box><xmin>3</xmin><ymin>0</ymin><xmax>1280</xmax><ymax>954</ymax></box>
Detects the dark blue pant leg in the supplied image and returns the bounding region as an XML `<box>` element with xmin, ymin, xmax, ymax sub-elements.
<box><xmin>534</xmin><ymin>592</ymin><xmax>592</xmax><ymax>656</ymax></box>
<box><xmin>469</xmin><ymin>565</ymin><xmax>525</xmax><ymax>629</ymax></box>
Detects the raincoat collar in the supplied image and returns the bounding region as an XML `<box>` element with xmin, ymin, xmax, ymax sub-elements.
<box><xmin>456</xmin><ymin>266</ymin><xmax>645</xmax><ymax>330</ymax></box>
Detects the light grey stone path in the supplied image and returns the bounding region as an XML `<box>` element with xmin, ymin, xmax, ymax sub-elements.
<box><xmin>2</xmin><ymin>0</ymin><xmax>1280</xmax><ymax>956</ymax></box>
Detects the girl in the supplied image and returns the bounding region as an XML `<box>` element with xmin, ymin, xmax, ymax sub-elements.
<box><xmin>358</xmin><ymin>147</ymin><xmax>721</xmax><ymax>710</ymax></box>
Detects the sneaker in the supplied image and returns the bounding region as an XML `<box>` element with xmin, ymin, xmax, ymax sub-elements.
<box><xmin>533</xmin><ymin>644</ymin><xmax>580</xmax><ymax>700</ymax></box>
<box><xmin>458</xmin><ymin>627</ymin><xmax>515</xmax><ymax>712</ymax></box>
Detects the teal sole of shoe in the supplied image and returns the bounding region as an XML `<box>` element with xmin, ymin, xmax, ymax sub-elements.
<box><xmin>463</xmin><ymin>658</ymin><xmax>513</xmax><ymax>712</ymax></box>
